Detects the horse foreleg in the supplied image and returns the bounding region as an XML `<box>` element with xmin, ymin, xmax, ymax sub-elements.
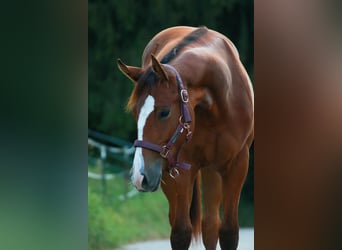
<box><xmin>219</xmin><ymin>146</ymin><xmax>249</xmax><ymax>250</ymax></box>
<box><xmin>161</xmin><ymin>170</ymin><xmax>194</xmax><ymax>250</ymax></box>
<box><xmin>170</xmin><ymin>194</ymin><xmax>193</xmax><ymax>250</ymax></box>
<box><xmin>201</xmin><ymin>167</ymin><xmax>222</xmax><ymax>250</ymax></box>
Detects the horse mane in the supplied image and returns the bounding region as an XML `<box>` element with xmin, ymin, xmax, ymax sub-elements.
<box><xmin>161</xmin><ymin>26</ymin><xmax>208</xmax><ymax>64</ymax></box>
<box><xmin>127</xmin><ymin>26</ymin><xmax>208</xmax><ymax>112</ymax></box>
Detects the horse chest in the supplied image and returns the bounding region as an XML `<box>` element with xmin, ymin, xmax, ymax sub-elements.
<box><xmin>188</xmin><ymin>125</ymin><xmax>237</xmax><ymax>169</ymax></box>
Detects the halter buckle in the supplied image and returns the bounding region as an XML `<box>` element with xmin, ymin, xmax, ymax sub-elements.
<box><xmin>169</xmin><ymin>168</ymin><xmax>179</xmax><ymax>179</ymax></box>
<box><xmin>160</xmin><ymin>145</ymin><xmax>170</xmax><ymax>158</ymax></box>
<box><xmin>180</xmin><ymin>89</ymin><xmax>189</xmax><ymax>103</ymax></box>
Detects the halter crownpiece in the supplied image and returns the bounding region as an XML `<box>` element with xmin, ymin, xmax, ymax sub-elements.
<box><xmin>134</xmin><ymin>64</ymin><xmax>192</xmax><ymax>178</ymax></box>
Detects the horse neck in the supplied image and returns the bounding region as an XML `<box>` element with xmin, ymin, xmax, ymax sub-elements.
<box><xmin>174</xmin><ymin>56</ymin><xmax>230</xmax><ymax>121</ymax></box>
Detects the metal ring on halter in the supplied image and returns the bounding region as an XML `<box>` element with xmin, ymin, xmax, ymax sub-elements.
<box><xmin>179</xmin><ymin>116</ymin><xmax>190</xmax><ymax>130</ymax></box>
<box><xmin>169</xmin><ymin>168</ymin><xmax>180</xmax><ymax>179</ymax></box>
<box><xmin>183</xmin><ymin>122</ymin><xmax>190</xmax><ymax>130</ymax></box>
<box><xmin>180</xmin><ymin>89</ymin><xmax>189</xmax><ymax>103</ymax></box>
<box><xmin>179</xmin><ymin>115</ymin><xmax>190</xmax><ymax>128</ymax></box>
<box><xmin>178</xmin><ymin>115</ymin><xmax>184</xmax><ymax>125</ymax></box>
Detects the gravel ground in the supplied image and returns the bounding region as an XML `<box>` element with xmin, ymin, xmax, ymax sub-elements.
<box><xmin>118</xmin><ymin>228</ymin><xmax>254</xmax><ymax>250</ymax></box>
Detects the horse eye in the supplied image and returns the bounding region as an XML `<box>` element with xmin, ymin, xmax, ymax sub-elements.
<box><xmin>158</xmin><ymin>108</ymin><xmax>171</xmax><ymax>120</ymax></box>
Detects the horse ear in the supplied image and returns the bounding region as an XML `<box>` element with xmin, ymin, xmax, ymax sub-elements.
<box><xmin>117</xmin><ymin>58</ymin><xmax>142</xmax><ymax>83</ymax></box>
<box><xmin>151</xmin><ymin>54</ymin><xmax>169</xmax><ymax>81</ymax></box>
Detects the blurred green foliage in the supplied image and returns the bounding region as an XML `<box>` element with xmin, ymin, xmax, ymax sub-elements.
<box><xmin>88</xmin><ymin>186</ymin><xmax>120</xmax><ymax>250</ymax></box>
<box><xmin>88</xmin><ymin>173</ymin><xmax>170</xmax><ymax>250</ymax></box>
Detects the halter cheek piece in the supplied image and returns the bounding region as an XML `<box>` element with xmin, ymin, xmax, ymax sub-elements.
<box><xmin>134</xmin><ymin>64</ymin><xmax>192</xmax><ymax>178</ymax></box>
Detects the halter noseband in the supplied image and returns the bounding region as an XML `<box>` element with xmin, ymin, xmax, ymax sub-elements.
<box><xmin>134</xmin><ymin>64</ymin><xmax>192</xmax><ymax>178</ymax></box>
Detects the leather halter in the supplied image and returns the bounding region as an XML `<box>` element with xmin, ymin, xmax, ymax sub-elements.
<box><xmin>134</xmin><ymin>64</ymin><xmax>192</xmax><ymax>178</ymax></box>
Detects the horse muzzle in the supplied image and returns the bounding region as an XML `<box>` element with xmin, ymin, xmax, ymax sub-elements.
<box><xmin>132</xmin><ymin>159</ymin><xmax>162</xmax><ymax>192</ymax></box>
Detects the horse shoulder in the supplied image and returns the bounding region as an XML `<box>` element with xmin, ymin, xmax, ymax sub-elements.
<box><xmin>179</xmin><ymin>46</ymin><xmax>253</xmax><ymax>150</ymax></box>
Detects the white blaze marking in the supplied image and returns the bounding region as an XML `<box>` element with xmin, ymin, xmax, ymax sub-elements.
<box><xmin>132</xmin><ymin>95</ymin><xmax>155</xmax><ymax>189</ymax></box>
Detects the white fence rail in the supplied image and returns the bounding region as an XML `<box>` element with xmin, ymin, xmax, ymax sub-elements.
<box><xmin>88</xmin><ymin>138</ymin><xmax>135</xmax><ymax>159</ymax></box>
<box><xmin>88</xmin><ymin>134</ymin><xmax>137</xmax><ymax>200</ymax></box>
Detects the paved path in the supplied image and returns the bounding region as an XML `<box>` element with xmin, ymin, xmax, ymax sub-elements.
<box><xmin>118</xmin><ymin>228</ymin><xmax>254</xmax><ymax>250</ymax></box>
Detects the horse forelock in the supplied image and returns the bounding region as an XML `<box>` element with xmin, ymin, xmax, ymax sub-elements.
<box><xmin>127</xmin><ymin>67</ymin><xmax>158</xmax><ymax>113</ymax></box>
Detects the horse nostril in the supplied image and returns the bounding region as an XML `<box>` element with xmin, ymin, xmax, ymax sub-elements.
<box><xmin>140</xmin><ymin>174</ymin><xmax>161</xmax><ymax>192</ymax></box>
<box><xmin>139</xmin><ymin>161</ymin><xmax>162</xmax><ymax>192</ymax></box>
<box><xmin>141</xmin><ymin>175</ymin><xmax>149</xmax><ymax>189</ymax></box>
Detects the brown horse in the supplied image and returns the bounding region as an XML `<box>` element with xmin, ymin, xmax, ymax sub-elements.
<box><xmin>117</xmin><ymin>26</ymin><xmax>254</xmax><ymax>250</ymax></box>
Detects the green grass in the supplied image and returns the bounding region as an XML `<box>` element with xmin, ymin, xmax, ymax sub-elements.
<box><xmin>111</xmin><ymin>189</ymin><xmax>171</xmax><ymax>244</ymax></box>
<box><xmin>88</xmin><ymin>172</ymin><xmax>170</xmax><ymax>250</ymax></box>
<box><xmin>88</xmin><ymin>166</ymin><xmax>254</xmax><ymax>250</ymax></box>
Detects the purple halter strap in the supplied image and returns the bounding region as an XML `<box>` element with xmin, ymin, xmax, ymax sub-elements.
<box><xmin>134</xmin><ymin>64</ymin><xmax>192</xmax><ymax>178</ymax></box>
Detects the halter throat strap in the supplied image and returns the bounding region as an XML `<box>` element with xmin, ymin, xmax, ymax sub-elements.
<box><xmin>164</xmin><ymin>64</ymin><xmax>192</xmax><ymax>124</ymax></box>
<box><xmin>134</xmin><ymin>64</ymin><xmax>192</xmax><ymax>177</ymax></box>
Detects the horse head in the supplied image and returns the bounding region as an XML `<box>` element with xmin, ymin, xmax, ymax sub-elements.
<box><xmin>118</xmin><ymin>54</ymin><xmax>193</xmax><ymax>192</ymax></box>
